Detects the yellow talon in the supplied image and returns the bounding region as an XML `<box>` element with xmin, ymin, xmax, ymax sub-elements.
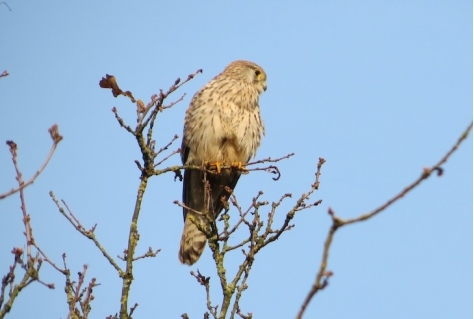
<box><xmin>231</xmin><ymin>161</ymin><xmax>242</xmax><ymax>169</ymax></box>
<box><xmin>205</xmin><ymin>161</ymin><xmax>248</xmax><ymax>174</ymax></box>
<box><xmin>231</xmin><ymin>161</ymin><xmax>248</xmax><ymax>173</ymax></box>
<box><xmin>206</xmin><ymin>161</ymin><xmax>222</xmax><ymax>173</ymax></box>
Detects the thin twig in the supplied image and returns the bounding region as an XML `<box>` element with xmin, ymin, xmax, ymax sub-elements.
<box><xmin>246</xmin><ymin>153</ymin><xmax>295</xmax><ymax>166</ymax></box>
<box><xmin>154</xmin><ymin>148</ymin><xmax>180</xmax><ymax>167</ymax></box>
<box><xmin>31</xmin><ymin>242</ymin><xmax>66</xmax><ymax>274</ymax></box>
<box><xmin>140</xmin><ymin>69</ymin><xmax>202</xmax><ymax>130</ymax></box>
<box><xmin>191</xmin><ymin>156</ymin><xmax>325</xmax><ymax>319</ymax></box>
<box><xmin>296</xmin><ymin>121</ymin><xmax>473</xmax><ymax>319</ymax></box>
<box><xmin>156</xmin><ymin>134</ymin><xmax>179</xmax><ymax>156</ymax></box>
<box><xmin>49</xmin><ymin>192</ymin><xmax>124</xmax><ymax>277</ymax></box>
<box><xmin>343</xmin><ymin>121</ymin><xmax>474</xmax><ymax>225</ymax></box>
<box><xmin>1</xmin><ymin>125</ymin><xmax>62</xmax><ymax>200</ymax></box>
<box><xmin>112</xmin><ymin>107</ymin><xmax>135</xmax><ymax>134</ymax></box>
<box><xmin>131</xmin><ymin>247</ymin><xmax>161</xmax><ymax>261</ymax></box>
<box><xmin>263</xmin><ymin>158</ymin><xmax>325</xmax><ymax>248</ymax></box>
<box><xmin>129</xmin><ymin>303</ymin><xmax>139</xmax><ymax>317</ymax></box>
<box><xmin>0</xmin><ymin>140</ymin><xmax>63</xmax><ymax>317</ymax></box>
<box><xmin>220</xmin><ymin>192</ymin><xmax>261</xmax><ymax>241</ymax></box>
<box><xmin>191</xmin><ymin>270</ymin><xmax>218</xmax><ymax>319</ymax></box>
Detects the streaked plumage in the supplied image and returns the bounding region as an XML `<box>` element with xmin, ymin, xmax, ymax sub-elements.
<box><xmin>179</xmin><ymin>60</ymin><xmax>267</xmax><ymax>265</ymax></box>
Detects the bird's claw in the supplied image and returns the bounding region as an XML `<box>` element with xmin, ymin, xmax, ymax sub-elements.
<box><xmin>231</xmin><ymin>161</ymin><xmax>248</xmax><ymax>173</ymax></box>
<box><xmin>206</xmin><ymin>161</ymin><xmax>222</xmax><ymax>173</ymax></box>
<box><xmin>206</xmin><ymin>161</ymin><xmax>248</xmax><ymax>174</ymax></box>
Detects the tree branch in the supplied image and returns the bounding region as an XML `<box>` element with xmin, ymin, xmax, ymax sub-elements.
<box><xmin>49</xmin><ymin>192</ymin><xmax>124</xmax><ymax>277</ymax></box>
<box><xmin>296</xmin><ymin>121</ymin><xmax>473</xmax><ymax>319</ymax></box>
<box><xmin>0</xmin><ymin>125</ymin><xmax>62</xmax><ymax>200</ymax></box>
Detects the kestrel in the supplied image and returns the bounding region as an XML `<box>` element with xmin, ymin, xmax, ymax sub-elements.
<box><xmin>179</xmin><ymin>60</ymin><xmax>267</xmax><ymax>265</ymax></box>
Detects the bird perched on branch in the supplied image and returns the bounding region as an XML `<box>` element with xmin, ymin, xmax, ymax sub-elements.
<box><xmin>179</xmin><ymin>60</ymin><xmax>267</xmax><ymax>265</ymax></box>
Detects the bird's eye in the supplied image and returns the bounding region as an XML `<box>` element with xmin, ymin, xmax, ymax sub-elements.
<box><xmin>254</xmin><ymin>69</ymin><xmax>261</xmax><ymax>77</ymax></box>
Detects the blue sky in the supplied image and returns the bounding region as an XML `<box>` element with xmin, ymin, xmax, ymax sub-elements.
<box><xmin>0</xmin><ymin>1</ymin><xmax>472</xmax><ymax>318</ymax></box>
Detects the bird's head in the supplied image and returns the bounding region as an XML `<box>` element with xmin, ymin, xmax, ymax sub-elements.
<box><xmin>224</xmin><ymin>60</ymin><xmax>267</xmax><ymax>94</ymax></box>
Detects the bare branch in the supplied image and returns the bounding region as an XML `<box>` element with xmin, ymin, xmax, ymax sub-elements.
<box><xmin>152</xmin><ymin>153</ymin><xmax>294</xmax><ymax>181</ymax></box>
<box><xmin>263</xmin><ymin>157</ymin><xmax>325</xmax><ymax>248</ymax></box>
<box><xmin>296</xmin><ymin>121</ymin><xmax>473</xmax><ymax>319</ymax></box>
<box><xmin>112</xmin><ymin>107</ymin><xmax>135</xmax><ymax>135</ymax></box>
<box><xmin>0</xmin><ymin>151</ymin><xmax>61</xmax><ymax>317</ymax></box>
<box><xmin>246</xmin><ymin>152</ymin><xmax>295</xmax><ymax>165</ymax></box>
<box><xmin>62</xmin><ymin>260</ymin><xmax>99</xmax><ymax>319</ymax></box>
<box><xmin>49</xmin><ymin>192</ymin><xmax>124</xmax><ymax>277</ymax></box>
<box><xmin>139</xmin><ymin>69</ymin><xmax>202</xmax><ymax>131</ymax></box>
<box><xmin>1</xmin><ymin>125</ymin><xmax>62</xmax><ymax>200</ymax></box>
<box><xmin>190</xmin><ymin>157</ymin><xmax>325</xmax><ymax>319</ymax></box>
<box><xmin>129</xmin><ymin>303</ymin><xmax>139</xmax><ymax>317</ymax></box>
<box><xmin>98</xmin><ymin>71</ymin><xmax>203</xmax><ymax>318</ymax></box>
<box><xmin>133</xmin><ymin>248</ymin><xmax>161</xmax><ymax>261</ymax></box>
<box><xmin>156</xmin><ymin>134</ymin><xmax>179</xmax><ymax>157</ymax></box>
<box><xmin>31</xmin><ymin>242</ymin><xmax>66</xmax><ymax>275</ymax></box>
<box><xmin>190</xmin><ymin>270</ymin><xmax>218</xmax><ymax>319</ymax></box>
<box><xmin>343</xmin><ymin>121</ymin><xmax>474</xmax><ymax>226</ymax></box>
<box><xmin>154</xmin><ymin>148</ymin><xmax>180</xmax><ymax>167</ymax></box>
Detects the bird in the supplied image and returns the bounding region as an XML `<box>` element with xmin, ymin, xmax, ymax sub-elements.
<box><xmin>179</xmin><ymin>60</ymin><xmax>267</xmax><ymax>265</ymax></box>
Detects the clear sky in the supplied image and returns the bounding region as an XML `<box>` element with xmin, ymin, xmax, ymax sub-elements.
<box><xmin>0</xmin><ymin>1</ymin><xmax>472</xmax><ymax>318</ymax></box>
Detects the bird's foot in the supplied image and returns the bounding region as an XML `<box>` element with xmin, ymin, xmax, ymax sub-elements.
<box><xmin>231</xmin><ymin>161</ymin><xmax>248</xmax><ymax>173</ymax></box>
<box><xmin>206</xmin><ymin>161</ymin><xmax>222</xmax><ymax>173</ymax></box>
